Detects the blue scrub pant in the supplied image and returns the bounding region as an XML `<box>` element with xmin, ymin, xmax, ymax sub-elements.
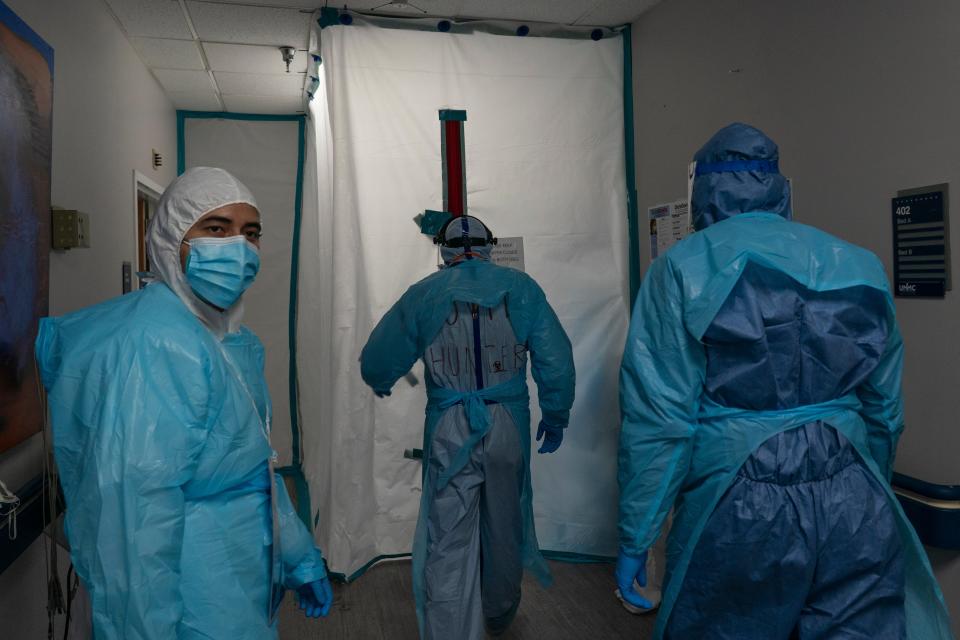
<box><xmin>666</xmin><ymin>422</ymin><xmax>906</xmax><ymax>640</ymax></box>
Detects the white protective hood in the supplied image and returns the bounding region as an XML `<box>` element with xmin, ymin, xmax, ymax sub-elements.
<box><xmin>146</xmin><ymin>166</ymin><xmax>259</xmax><ymax>338</ymax></box>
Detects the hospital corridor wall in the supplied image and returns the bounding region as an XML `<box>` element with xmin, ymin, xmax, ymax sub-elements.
<box><xmin>5</xmin><ymin>0</ymin><xmax>959</xmax><ymax>637</ymax></box>
<box><xmin>0</xmin><ymin>0</ymin><xmax>177</xmax><ymax>637</ymax></box>
<box><xmin>630</xmin><ymin>0</ymin><xmax>960</xmax><ymax>634</ymax></box>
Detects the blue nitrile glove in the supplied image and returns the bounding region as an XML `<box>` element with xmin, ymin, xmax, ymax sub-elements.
<box><xmin>536</xmin><ymin>421</ymin><xmax>564</xmax><ymax>454</ymax></box>
<box><xmin>374</xmin><ymin>389</ymin><xmax>391</xmax><ymax>398</ymax></box>
<box><xmin>615</xmin><ymin>548</ymin><xmax>653</xmax><ymax>612</ymax></box>
<box><xmin>297</xmin><ymin>577</ymin><xmax>334</xmax><ymax>618</ymax></box>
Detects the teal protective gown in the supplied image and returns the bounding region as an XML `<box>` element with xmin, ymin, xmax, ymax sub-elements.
<box><xmin>36</xmin><ymin>282</ymin><xmax>326</xmax><ymax>639</ymax></box>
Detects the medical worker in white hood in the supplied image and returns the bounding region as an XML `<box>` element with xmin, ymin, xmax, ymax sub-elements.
<box><xmin>36</xmin><ymin>167</ymin><xmax>332</xmax><ymax>639</ymax></box>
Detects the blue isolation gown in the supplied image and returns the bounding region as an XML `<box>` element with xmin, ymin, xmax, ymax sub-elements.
<box><xmin>35</xmin><ymin>282</ymin><xmax>326</xmax><ymax>640</ymax></box>
<box><xmin>620</xmin><ymin>212</ymin><xmax>952</xmax><ymax>639</ymax></box>
<box><xmin>619</xmin><ymin>123</ymin><xmax>952</xmax><ymax>639</ymax></box>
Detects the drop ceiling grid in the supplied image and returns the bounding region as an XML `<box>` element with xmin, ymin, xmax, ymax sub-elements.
<box><xmin>152</xmin><ymin>68</ymin><xmax>218</xmax><ymax>94</ymax></box>
<box><xmin>223</xmin><ymin>94</ymin><xmax>307</xmax><ymax>114</ymax></box>
<box><xmin>130</xmin><ymin>36</ymin><xmax>206</xmax><ymax>71</ymax></box>
<box><xmin>215</xmin><ymin>71</ymin><xmax>307</xmax><ymax>96</ymax></box>
<box><xmin>198</xmin><ymin>0</ymin><xmax>651</xmax><ymax>25</ymax></box>
<box><xmin>103</xmin><ymin>0</ymin><xmax>662</xmax><ymax>114</ymax></box>
<box><xmin>186</xmin><ymin>1</ymin><xmax>312</xmax><ymax>49</ymax></box>
<box><xmin>456</xmin><ymin>0</ymin><xmax>596</xmax><ymax>24</ymax></box>
<box><xmin>191</xmin><ymin>0</ymin><xmax>330</xmax><ymax>8</ymax></box>
<box><xmin>103</xmin><ymin>0</ymin><xmax>194</xmax><ymax>39</ymax></box>
<box><xmin>168</xmin><ymin>90</ymin><xmax>224</xmax><ymax>111</ymax></box>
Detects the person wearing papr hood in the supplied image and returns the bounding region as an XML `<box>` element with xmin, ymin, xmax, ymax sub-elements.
<box><xmin>614</xmin><ymin>124</ymin><xmax>953</xmax><ymax>639</ymax></box>
<box><xmin>35</xmin><ymin>167</ymin><xmax>333</xmax><ymax>639</ymax></box>
<box><xmin>360</xmin><ymin>215</ymin><xmax>575</xmax><ymax>639</ymax></box>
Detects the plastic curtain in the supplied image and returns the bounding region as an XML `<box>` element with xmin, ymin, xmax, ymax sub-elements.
<box><xmin>182</xmin><ymin>117</ymin><xmax>301</xmax><ymax>465</ymax></box>
<box><xmin>300</xmin><ymin>22</ymin><xmax>629</xmax><ymax>578</ymax></box>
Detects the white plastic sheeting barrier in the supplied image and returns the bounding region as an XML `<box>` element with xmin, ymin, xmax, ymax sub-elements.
<box><xmin>299</xmin><ymin>22</ymin><xmax>630</xmax><ymax>578</ymax></box>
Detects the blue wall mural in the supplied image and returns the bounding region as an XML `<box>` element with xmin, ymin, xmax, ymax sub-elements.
<box><xmin>0</xmin><ymin>1</ymin><xmax>53</xmax><ymax>453</ymax></box>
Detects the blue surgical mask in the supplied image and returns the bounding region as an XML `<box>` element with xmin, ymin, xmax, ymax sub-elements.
<box><xmin>183</xmin><ymin>236</ymin><xmax>260</xmax><ymax>309</ymax></box>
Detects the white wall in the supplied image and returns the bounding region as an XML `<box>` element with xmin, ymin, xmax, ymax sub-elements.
<box><xmin>631</xmin><ymin>0</ymin><xmax>960</xmax><ymax>629</ymax></box>
<box><xmin>1</xmin><ymin>0</ymin><xmax>176</xmax><ymax>635</ymax></box>
<box><xmin>8</xmin><ymin>0</ymin><xmax>177</xmax><ymax>315</ymax></box>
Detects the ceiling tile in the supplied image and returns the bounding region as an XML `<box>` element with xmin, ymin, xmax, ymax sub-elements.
<box><xmin>214</xmin><ymin>71</ymin><xmax>306</xmax><ymax>97</ymax></box>
<box><xmin>222</xmin><ymin>94</ymin><xmax>305</xmax><ymax>115</ymax></box>
<box><xmin>130</xmin><ymin>37</ymin><xmax>205</xmax><ymax>70</ymax></box>
<box><xmin>573</xmin><ymin>0</ymin><xmax>662</xmax><ymax>26</ymax></box>
<box><xmin>182</xmin><ymin>0</ymin><xmax>653</xmax><ymax>24</ymax></box>
<box><xmin>343</xmin><ymin>0</ymin><xmax>590</xmax><ymax>22</ymax></box>
<box><xmin>104</xmin><ymin>0</ymin><xmax>193</xmax><ymax>39</ymax></box>
<box><xmin>154</xmin><ymin>68</ymin><xmax>216</xmax><ymax>93</ymax></box>
<box><xmin>453</xmin><ymin>0</ymin><xmax>591</xmax><ymax>23</ymax></box>
<box><xmin>203</xmin><ymin>42</ymin><xmax>308</xmax><ymax>74</ymax></box>
<box><xmin>214</xmin><ymin>0</ymin><xmax>653</xmax><ymax>24</ymax></box>
<box><xmin>344</xmin><ymin>0</ymin><xmax>455</xmax><ymax>16</ymax></box>
<box><xmin>185</xmin><ymin>2</ymin><xmax>310</xmax><ymax>48</ymax></box>
<box><xmin>168</xmin><ymin>91</ymin><xmax>223</xmax><ymax>111</ymax></box>
<box><xmin>189</xmin><ymin>0</ymin><xmax>323</xmax><ymax>7</ymax></box>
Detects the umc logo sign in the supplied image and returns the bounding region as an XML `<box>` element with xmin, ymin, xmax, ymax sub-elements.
<box><xmin>898</xmin><ymin>283</ymin><xmax>917</xmax><ymax>294</ymax></box>
<box><xmin>897</xmin><ymin>280</ymin><xmax>945</xmax><ymax>297</ymax></box>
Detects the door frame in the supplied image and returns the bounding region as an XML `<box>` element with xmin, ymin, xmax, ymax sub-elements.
<box><xmin>132</xmin><ymin>170</ymin><xmax>164</xmax><ymax>290</ymax></box>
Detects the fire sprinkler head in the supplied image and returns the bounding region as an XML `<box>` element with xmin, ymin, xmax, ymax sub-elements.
<box><xmin>279</xmin><ymin>46</ymin><xmax>296</xmax><ymax>73</ymax></box>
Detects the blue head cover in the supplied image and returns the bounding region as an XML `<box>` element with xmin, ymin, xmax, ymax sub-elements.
<box><xmin>690</xmin><ymin>123</ymin><xmax>791</xmax><ymax>230</ymax></box>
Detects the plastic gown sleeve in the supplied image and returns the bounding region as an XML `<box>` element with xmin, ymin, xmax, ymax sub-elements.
<box><xmin>618</xmin><ymin>257</ymin><xmax>705</xmax><ymax>555</ymax></box>
<box><xmin>360</xmin><ymin>288</ymin><xmax>422</xmax><ymax>395</ymax></box>
<box><xmin>38</xmin><ymin>327</ymin><xmax>222</xmax><ymax>640</ymax></box>
<box><xmin>525</xmin><ymin>285</ymin><xmax>576</xmax><ymax>428</ymax></box>
<box><xmin>856</xmin><ymin>323</ymin><xmax>905</xmax><ymax>480</ymax></box>
<box><xmin>276</xmin><ymin>474</ymin><xmax>328</xmax><ymax>587</ymax></box>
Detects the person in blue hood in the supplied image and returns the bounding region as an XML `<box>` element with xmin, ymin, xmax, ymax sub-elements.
<box><xmin>360</xmin><ymin>215</ymin><xmax>575</xmax><ymax>639</ymax></box>
<box><xmin>35</xmin><ymin>167</ymin><xmax>333</xmax><ymax>639</ymax></box>
<box><xmin>615</xmin><ymin>123</ymin><xmax>953</xmax><ymax>639</ymax></box>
